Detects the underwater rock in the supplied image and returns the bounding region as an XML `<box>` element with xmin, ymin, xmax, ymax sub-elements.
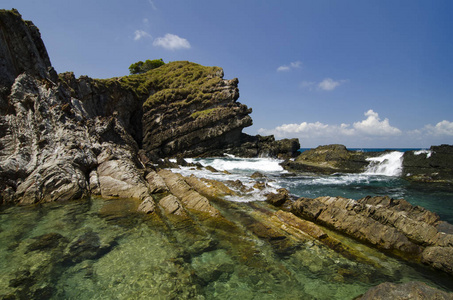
<box><xmin>25</xmin><ymin>232</ymin><xmax>68</xmax><ymax>253</ymax></box>
<box><xmin>357</xmin><ymin>281</ymin><xmax>453</xmax><ymax>300</ymax></box>
<box><xmin>64</xmin><ymin>230</ymin><xmax>115</xmax><ymax>263</ymax></box>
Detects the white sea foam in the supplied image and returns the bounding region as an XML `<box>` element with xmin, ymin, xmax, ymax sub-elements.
<box><xmin>185</xmin><ymin>157</ymin><xmax>284</xmax><ymax>174</ymax></box>
<box><xmin>364</xmin><ymin>151</ymin><xmax>404</xmax><ymax>176</ymax></box>
<box><xmin>414</xmin><ymin>149</ymin><xmax>432</xmax><ymax>158</ymax></box>
<box><xmin>171</xmin><ymin>157</ymin><xmax>285</xmax><ymax>202</ymax></box>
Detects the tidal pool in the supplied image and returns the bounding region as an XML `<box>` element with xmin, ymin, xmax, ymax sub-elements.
<box><xmin>1</xmin><ymin>197</ymin><xmax>452</xmax><ymax>299</ymax></box>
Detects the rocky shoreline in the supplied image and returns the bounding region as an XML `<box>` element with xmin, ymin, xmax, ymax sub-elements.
<box><xmin>1</xmin><ymin>9</ymin><xmax>453</xmax><ymax>299</ymax></box>
<box><xmin>282</xmin><ymin>144</ymin><xmax>453</xmax><ymax>184</ymax></box>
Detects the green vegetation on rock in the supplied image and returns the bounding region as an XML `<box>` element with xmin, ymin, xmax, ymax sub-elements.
<box><xmin>129</xmin><ymin>59</ymin><xmax>165</xmax><ymax>75</ymax></box>
<box><xmin>190</xmin><ymin>108</ymin><xmax>221</xmax><ymax>119</ymax></box>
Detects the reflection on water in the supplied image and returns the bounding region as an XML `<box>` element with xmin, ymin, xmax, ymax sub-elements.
<box><xmin>1</xmin><ymin>197</ymin><xmax>452</xmax><ymax>299</ymax></box>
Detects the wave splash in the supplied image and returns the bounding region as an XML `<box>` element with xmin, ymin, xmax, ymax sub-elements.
<box><xmin>364</xmin><ymin>151</ymin><xmax>404</xmax><ymax>176</ymax></box>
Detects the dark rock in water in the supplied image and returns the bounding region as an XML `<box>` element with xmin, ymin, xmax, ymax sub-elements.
<box><xmin>403</xmin><ymin>145</ymin><xmax>453</xmax><ymax>183</ymax></box>
<box><xmin>9</xmin><ymin>270</ymin><xmax>35</xmax><ymax>288</ymax></box>
<box><xmin>357</xmin><ymin>281</ymin><xmax>453</xmax><ymax>300</ymax></box>
<box><xmin>25</xmin><ymin>232</ymin><xmax>68</xmax><ymax>253</ymax></box>
<box><xmin>282</xmin><ymin>144</ymin><xmax>378</xmax><ymax>174</ymax></box>
<box><xmin>64</xmin><ymin>230</ymin><xmax>115</xmax><ymax>263</ymax></box>
<box><xmin>266</xmin><ymin>188</ymin><xmax>290</xmax><ymax>207</ymax></box>
<box><xmin>250</xmin><ymin>171</ymin><xmax>266</xmax><ymax>179</ymax></box>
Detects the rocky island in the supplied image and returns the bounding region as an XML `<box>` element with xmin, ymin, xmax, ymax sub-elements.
<box><xmin>1</xmin><ymin>9</ymin><xmax>452</xmax><ymax>299</ymax></box>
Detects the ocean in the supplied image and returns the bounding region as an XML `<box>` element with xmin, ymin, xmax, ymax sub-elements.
<box><xmin>1</xmin><ymin>150</ymin><xmax>452</xmax><ymax>299</ymax></box>
<box><xmin>174</xmin><ymin>150</ymin><xmax>453</xmax><ymax>223</ymax></box>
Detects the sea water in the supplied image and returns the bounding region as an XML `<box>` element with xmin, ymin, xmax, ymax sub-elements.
<box><xmin>1</xmin><ymin>151</ymin><xmax>453</xmax><ymax>299</ymax></box>
<box><xmin>175</xmin><ymin>151</ymin><xmax>453</xmax><ymax>223</ymax></box>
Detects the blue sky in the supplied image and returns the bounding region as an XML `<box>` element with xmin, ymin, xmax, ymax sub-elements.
<box><xmin>4</xmin><ymin>0</ymin><xmax>453</xmax><ymax>148</ymax></box>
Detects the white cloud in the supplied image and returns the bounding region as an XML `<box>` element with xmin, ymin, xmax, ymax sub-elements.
<box><xmin>353</xmin><ymin>110</ymin><xmax>401</xmax><ymax>136</ymax></box>
<box><xmin>277</xmin><ymin>61</ymin><xmax>302</xmax><ymax>72</ymax></box>
<box><xmin>423</xmin><ymin>120</ymin><xmax>453</xmax><ymax>136</ymax></box>
<box><xmin>153</xmin><ymin>33</ymin><xmax>191</xmax><ymax>50</ymax></box>
<box><xmin>134</xmin><ymin>30</ymin><xmax>151</xmax><ymax>41</ymax></box>
<box><xmin>258</xmin><ymin>110</ymin><xmax>404</xmax><ymax>147</ymax></box>
<box><xmin>318</xmin><ymin>78</ymin><xmax>348</xmax><ymax>91</ymax></box>
<box><xmin>299</xmin><ymin>78</ymin><xmax>349</xmax><ymax>91</ymax></box>
<box><xmin>258</xmin><ymin>112</ymin><xmax>453</xmax><ymax>147</ymax></box>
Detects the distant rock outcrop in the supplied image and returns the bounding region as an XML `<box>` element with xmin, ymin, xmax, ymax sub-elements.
<box><xmin>403</xmin><ymin>145</ymin><xmax>453</xmax><ymax>183</ymax></box>
<box><xmin>282</xmin><ymin>144</ymin><xmax>379</xmax><ymax>174</ymax></box>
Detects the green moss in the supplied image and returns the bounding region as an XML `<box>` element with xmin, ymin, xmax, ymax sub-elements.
<box><xmin>190</xmin><ymin>108</ymin><xmax>220</xmax><ymax>119</ymax></box>
<box><xmin>142</xmin><ymin>61</ymin><xmax>223</xmax><ymax>109</ymax></box>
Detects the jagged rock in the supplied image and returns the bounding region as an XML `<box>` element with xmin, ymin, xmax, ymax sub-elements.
<box><xmin>421</xmin><ymin>246</ymin><xmax>453</xmax><ymax>275</ymax></box>
<box><xmin>403</xmin><ymin>145</ymin><xmax>453</xmax><ymax>183</ymax></box>
<box><xmin>357</xmin><ymin>281</ymin><xmax>453</xmax><ymax>300</ymax></box>
<box><xmin>159</xmin><ymin>194</ymin><xmax>187</xmax><ymax>217</ymax></box>
<box><xmin>145</xmin><ymin>170</ymin><xmax>168</xmax><ymax>193</ymax></box>
<box><xmin>158</xmin><ymin>169</ymin><xmax>220</xmax><ymax>217</ymax></box>
<box><xmin>266</xmin><ymin>188</ymin><xmax>290</xmax><ymax>207</ymax></box>
<box><xmin>0</xmin><ymin>10</ymin><xmax>300</xmax><ymax>205</ymax></box>
<box><xmin>0</xmin><ymin>9</ymin><xmax>57</xmax><ymax>110</ymax></box>
<box><xmin>185</xmin><ymin>176</ymin><xmax>237</xmax><ymax>198</ymax></box>
<box><xmin>137</xmin><ymin>198</ymin><xmax>155</xmax><ymax>214</ymax></box>
<box><xmin>292</xmin><ymin>195</ymin><xmax>453</xmax><ymax>275</ymax></box>
<box><xmin>292</xmin><ymin>196</ymin><xmax>422</xmax><ymax>254</ymax></box>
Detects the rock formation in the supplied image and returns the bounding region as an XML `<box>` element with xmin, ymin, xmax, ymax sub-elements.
<box><xmin>282</xmin><ymin>144</ymin><xmax>380</xmax><ymax>174</ymax></box>
<box><xmin>403</xmin><ymin>145</ymin><xmax>453</xmax><ymax>183</ymax></box>
<box><xmin>291</xmin><ymin>195</ymin><xmax>453</xmax><ymax>275</ymax></box>
<box><xmin>0</xmin><ymin>9</ymin><xmax>298</xmax><ymax>205</ymax></box>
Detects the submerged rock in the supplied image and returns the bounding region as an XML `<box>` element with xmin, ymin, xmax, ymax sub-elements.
<box><xmin>357</xmin><ymin>281</ymin><xmax>453</xmax><ymax>300</ymax></box>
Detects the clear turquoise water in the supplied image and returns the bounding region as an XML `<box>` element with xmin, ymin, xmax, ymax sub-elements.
<box><xmin>1</xmin><ymin>195</ymin><xmax>453</xmax><ymax>299</ymax></box>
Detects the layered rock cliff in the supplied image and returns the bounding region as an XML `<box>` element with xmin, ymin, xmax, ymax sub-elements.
<box><xmin>0</xmin><ymin>9</ymin><xmax>298</xmax><ymax>205</ymax></box>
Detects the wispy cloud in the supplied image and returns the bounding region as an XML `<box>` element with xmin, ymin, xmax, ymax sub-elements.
<box><xmin>134</xmin><ymin>30</ymin><xmax>152</xmax><ymax>41</ymax></box>
<box><xmin>318</xmin><ymin>78</ymin><xmax>348</xmax><ymax>91</ymax></box>
<box><xmin>148</xmin><ymin>0</ymin><xmax>157</xmax><ymax>10</ymax></box>
<box><xmin>299</xmin><ymin>78</ymin><xmax>348</xmax><ymax>91</ymax></box>
<box><xmin>277</xmin><ymin>61</ymin><xmax>302</xmax><ymax>72</ymax></box>
<box><xmin>153</xmin><ymin>33</ymin><xmax>191</xmax><ymax>50</ymax></box>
